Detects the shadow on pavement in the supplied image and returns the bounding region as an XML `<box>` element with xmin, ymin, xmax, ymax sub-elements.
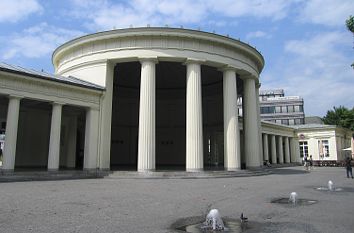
<box><xmin>270</xmin><ymin>168</ymin><xmax>309</xmax><ymax>175</ymax></box>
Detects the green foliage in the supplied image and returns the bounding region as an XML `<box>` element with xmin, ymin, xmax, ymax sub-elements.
<box><xmin>322</xmin><ymin>106</ymin><xmax>354</xmax><ymax>130</ymax></box>
<box><xmin>346</xmin><ymin>15</ymin><xmax>354</xmax><ymax>33</ymax></box>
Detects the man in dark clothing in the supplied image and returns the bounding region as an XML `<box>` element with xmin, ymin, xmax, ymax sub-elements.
<box><xmin>345</xmin><ymin>157</ymin><xmax>353</xmax><ymax>178</ymax></box>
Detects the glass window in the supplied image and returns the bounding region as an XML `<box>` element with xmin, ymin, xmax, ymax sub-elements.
<box><xmin>287</xmin><ymin>105</ymin><xmax>294</xmax><ymax>113</ymax></box>
<box><xmin>299</xmin><ymin>141</ymin><xmax>308</xmax><ymax>158</ymax></box>
<box><xmin>294</xmin><ymin>105</ymin><xmax>300</xmax><ymax>112</ymax></box>
<box><xmin>321</xmin><ymin>140</ymin><xmax>330</xmax><ymax>157</ymax></box>
<box><xmin>281</xmin><ymin>119</ymin><xmax>289</xmax><ymax>125</ymax></box>
<box><xmin>275</xmin><ymin>106</ymin><xmax>281</xmax><ymax>113</ymax></box>
<box><xmin>275</xmin><ymin>120</ymin><xmax>281</xmax><ymax>124</ymax></box>
<box><xmin>289</xmin><ymin>119</ymin><xmax>295</xmax><ymax>125</ymax></box>
<box><xmin>281</xmin><ymin>106</ymin><xmax>287</xmax><ymax>113</ymax></box>
<box><xmin>295</xmin><ymin>119</ymin><xmax>301</xmax><ymax>124</ymax></box>
<box><xmin>299</xmin><ymin>105</ymin><xmax>304</xmax><ymax>112</ymax></box>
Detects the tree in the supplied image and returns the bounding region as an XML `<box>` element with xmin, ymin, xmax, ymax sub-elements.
<box><xmin>346</xmin><ymin>15</ymin><xmax>354</xmax><ymax>33</ymax></box>
<box><xmin>322</xmin><ymin>106</ymin><xmax>354</xmax><ymax>131</ymax></box>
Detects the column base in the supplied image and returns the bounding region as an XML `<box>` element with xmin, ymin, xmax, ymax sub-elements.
<box><xmin>47</xmin><ymin>168</ymin><xmax>59</xmax><ymax>173</ymax></box>
<box><xmin>186</xmin><ymin>168</ymin><xmax>204</xmax><ymax>172</ymax></box>
<box><xmin>1</xmin><ymin>169</ymin><xmax>14</xmax><ymax>175</ymax></box>
<box><xmin>138</xmin><ymin>169</ymin><xmax>155</xmax><ymax>173</ymax></box>
<box><xmin>225</xmin><ymin>167</ymin><xmax>241</xmax><ymax>171</ymax></box>
<box><xmin>83</xmin><ymin>168</ymin><xmax>98</xmax><ymax>174</ymax></box>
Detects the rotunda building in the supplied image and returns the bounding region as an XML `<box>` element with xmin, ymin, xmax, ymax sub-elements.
<box><xmin>52</xmin><ymin>27</ymin><xmax>264</xmax><ymax>172</ymax></box>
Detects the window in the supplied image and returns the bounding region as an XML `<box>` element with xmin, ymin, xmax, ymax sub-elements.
<box><xmin>294</xmin><ymin>105</ymin><xmax>300</xmax><ymax>112</ymax></box>
<box><xmin>299</xmin><ymin>141</ymin><xmax>308</xmax><ymax>158</ymax></box>
<box><xmin>281</xmin><ymin>119</ymin><xmax>289</xmax><ymax>125</ymax></box>
<box><xmin>289</xmin><ymin>119</ymin><xmax>295</xmax><ymax>125</ymax></box>
<box><xmin>275</xmin><ymin>106</ymin><xmax>281</xmax><ymax>113</ymax></box>
<box><xmin>287</xmin><ymin>105</ymin><xmax>294</xmax><ymax>113</ymax></box>
<box><xmin>295</xmin><ymin>118</ymin><xmax>301</xmax><ymax>125</ymax></box>
<box><xmin>281</xmin><ymin>106</ymin><xmax>287</xmax><ymax>113</ymax></box>
<box><xmin>319</xmin><ymin>140</ymin><xmax>330</xmax><ymax>157</ymax></box>
<box><xmin>260</xmin><ymin>106</ymin><xmax>275</xmax><ymax>114</ymax></box>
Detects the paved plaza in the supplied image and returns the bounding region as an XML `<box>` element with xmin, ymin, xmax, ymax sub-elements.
<box><xmin>0</xmin><ymin>166</ymin><xmax>353</xmax><ymax>233</ymax></box>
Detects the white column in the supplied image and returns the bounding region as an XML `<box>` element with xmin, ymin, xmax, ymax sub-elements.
<box><xmin>263</xmin><ymin>134</ymin><xmax>269</xmax><ymax>162</ymax></box>
<box><xmin>256</xmin><ymin>84</ymin><xmax>263</xmax><ymax>164</ymax></box>
<box><xmin>290</xmin><ymin>137</ymin><xmax>296</xmax><ymax>163</ymax></box>
<box><xmin>186</xmin><ymin>60</ymin><xmax>203</xmax><ymax>172</ymax></box>
<box><xmin>277</xmin><ymin>136</ymin><xmax>284</xmax><ymax>164</ymax></box>
<box><xmin>290</xmin><ymin>137</ymin><xmax>301</xmax><ymax>163</ymax></box>
<box><xmin>47</xmin><ymin>103</ymin><xmax>63</xmax><ymax>171</ymax></box>
<box><xmin>243</xmin><ymin>77</ymin><xmax>261</xmax><ymax>168</ymax></box>
<box><xmin>223</xmin><ymin>68</ymin><xmax>240</xmax><ymax>171</ymax></box>
<box><xmin>284</xmin><ymin>137</ymin><xmax>290</xmax><ymax>163</ymax></box>
<box><xmin>99</xmin><ymin>61</ymin><xmax>114</xmax><ymax>170</ymax></box>
<box><xmin>270</xmin><ymin>135</ymin><xmax>277</xmax><ymax>164</ymax></box>
<box><xmin>84</xmin><ymin>108</ymin><xmax>99</xmax><ymax>171</ymax></box>
<box><xmin>2</xmin><ymin>96</ymin><xmax>21</xmax><ymax>171</ymax></box>
<box><xmin>137</xmin><ymin>58</ymin><xmax>157</xmax><ymax>172</ymax></box>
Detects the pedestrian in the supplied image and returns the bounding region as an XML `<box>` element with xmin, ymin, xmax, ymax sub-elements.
<box><xmin>344</xmin><ymin>157</ymin><xmax>353</xmax><ymax>178</ymax></box>
<box><xmin>303</xmin><ymin>155</ymin><xmax>309</xmax><ymax>170</ymax></box>
<box><xmin>309</xmin><ymin>155</ymin><xmax>313</xmax><ymax>170</ymax></box>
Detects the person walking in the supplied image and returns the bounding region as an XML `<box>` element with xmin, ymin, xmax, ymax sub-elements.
<box><xmin>344</xmin><ymin>156</ymin><xmax>353</xmax><ymax>178</ymax></box>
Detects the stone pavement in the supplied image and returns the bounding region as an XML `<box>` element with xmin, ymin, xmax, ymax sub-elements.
<box><xmin>0</xmin><ymin>166</ymin><xmax>353</xmax><ymax>233</ymax></box>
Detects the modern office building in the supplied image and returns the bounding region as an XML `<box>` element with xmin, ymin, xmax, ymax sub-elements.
<box><xmin>238</xmin><ymin>89</ymin><xmax>305</xmax><ymax>125</ymax></box>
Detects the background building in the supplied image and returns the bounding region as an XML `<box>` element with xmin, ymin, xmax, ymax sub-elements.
<box><xmin>238</xmin><ymin>89</ymin><xmax>305</xmax><ymax>125</ymax></box>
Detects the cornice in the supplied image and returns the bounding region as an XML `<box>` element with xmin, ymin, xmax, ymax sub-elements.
<box><xmin>53</xmin><ymin>27</ymin><xmax>264</xmax><ymax>74</ymax></box>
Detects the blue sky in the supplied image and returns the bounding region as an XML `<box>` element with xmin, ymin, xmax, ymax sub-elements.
<box><xmin>0</xmin><ymin>0</ymin><xmax>353</xmax><ymax>117</ymax></box>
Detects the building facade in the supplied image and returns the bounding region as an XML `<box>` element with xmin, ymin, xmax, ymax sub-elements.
<box><xmin>0</xmin><ymin>27</ymin><xmax>301</xmax><ymax>173</ymax></box>
<box><xmin>296</xmin><ymin>124</ymin><xmax>354</xmax><ymax>165</ymax></box>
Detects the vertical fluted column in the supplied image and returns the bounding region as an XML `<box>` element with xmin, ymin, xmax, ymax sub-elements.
<box><xmin>263</xmin><ymin>134</ymin><xmax>269</xmax><ymax>162</ymax></box>
<box><xmin>284</xmin><ymin>137</ymin><xmax>290</xmax><ymax>163</ymax></box>
<box><xmin>291</xmin><ymin>137</ymin><xmax>301</xmax><ymax>163</ymax></box>
<box><xmin>270</xmin><ymin>135</ymin><xmax>277</xmax><ymax>164</ymax></box>
<box><xmin>243</xmin><ymin>77</ymin><xmax>261</xmax><ymax>168</ymax></box>
<box><xmin>223</xmin><ymin>68</ymin><xmax>240</xmax><ymax>171</ymax></box>
<box><xmin>277</xmin><ymin>136</ymin><xmax>284</xmax><ymax>164</ymax></box>
<box><xmin>290</xmin><ymin>137</ymin><xmax>296</xmax><ymax>163</ymax></box>
<box><xmin>2</xmin><ymin>96</ymin><xmax>21</xmax><ymax>171</ymax></box>
<box><xmin>48</xmin><ymin>103</ymin><xmax>63</xmax><ymax>171</ymax></box>
<box><xmin>256</xmin><ymin>84</ymin><xmax>263</xmax><ymax>164</ymax></box>
<box><xmin>138</xmin><ymin>58</ymin><xmax>157</xmax><ymax>172</ymax></box>
<box><xmin>186</xmin><ymin>60</ymin><xmax>203</xmax><ymax>172</ymax></box>
<box><xmin>84</xmin><ymin>108</ymin><xmax>99</xmax><ymax>171</ymax></box>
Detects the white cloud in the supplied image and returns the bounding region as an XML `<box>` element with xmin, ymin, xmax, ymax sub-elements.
<box><xmin>0</xmin><ymin>0</ymin><xmax>42</xmax><ymax>23</ymax></box>
<box><xmin>1</xmin><ymin>23</ymin><xmax>83</xmax><ymax>59</ymax></box>
<box><xmin>265</xmin><ymin>31</ymin><xmax>354</xmax><ymax>116</ymax></box>
<box><xmin>67</xmin><ymin>0</ymin><xmax>296</xmax><ymax>30</ymax></box>
<box><xmin>246</xmin><ymin>31</ymin><xmax>272</xmax><ymax>40</ymax></box>
<box><xmin>298</xmin><ymin>0</ymin><xmax>354</xmax><ymax>27</ymax></box>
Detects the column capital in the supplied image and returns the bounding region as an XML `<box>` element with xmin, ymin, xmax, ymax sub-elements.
<box><xmin>240</xmin><ymin>73</ymin><xmax>259</xmax><ymax>81</ymax></box>
<box><xmin>183</xmin><ymin>58</ymin><xmax>206</xmax><ymax>65</ymax></box>
<box><xmin>8</xmin><ymin>94</ymin><xmax>24</xmax><ymax>100</ymax></box>
<box><xmin>138</xmin><ymin>57</ymin><xmax>158</xmax><ymax>64</ymax></box>
<box><xmin>51</xmin><ymin>101</ymin><xmax>66</xmax><ymax>106</ymax></box>
<box><xmin>218</xmin><ymin>65</ymin><xmax>239</xmax><ymax>72</ymax></box>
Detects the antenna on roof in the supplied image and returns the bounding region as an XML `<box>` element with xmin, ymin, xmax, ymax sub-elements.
<box><xmin>180</xmin><ymin>25</ymin><xmax>184</xmax><ymax>29</ymax></box>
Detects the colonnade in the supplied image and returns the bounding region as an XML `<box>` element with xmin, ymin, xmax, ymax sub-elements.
<box><xmin>136</xmin><ymin>58</ymin><xmax>261</xmax><ymax>172</ymax></box>
<box><xmin>1</xmin><ymin>95</ymin><xmax>99</xmax><ymax>172</ymax></box>
<box><xmin>1</xmin><ymin>58</ymin><xmax>300</xmax><ymax>173</ymax></box>
<box><xmin>261</xmin><ymin>133</ymin><xmax>300</xmax><ymax>165</ymax></box>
